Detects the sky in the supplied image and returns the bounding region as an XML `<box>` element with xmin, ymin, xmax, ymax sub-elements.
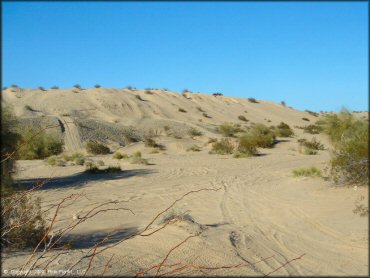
<box><xmin>2</xmin><ymin>2</ymin><xmax>368</xmax><ymax>112</ymax></box>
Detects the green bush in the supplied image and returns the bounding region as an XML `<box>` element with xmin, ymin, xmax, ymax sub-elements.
<box><xmin>47</xmin><ymin>156</ymin><xmax>57</xmax><ymax>166</ymax></box>
<box><xmin>292</xmin><ymin>167</ymin><xmax>322</xmax><ymax>177</ymax></box>
<box><xmin>210</xmin><ymin>138</ymin><xmax>234</xmax><ymax>155</ymax></box>
<box><xmin>248</xmin><ymin>123</ymin><xmax>275</xmax><ymax>148</ymax></box>
<box><xmin>275</xmin><ymin>122</ymin><xmax>294</xmax><ymax>137</ymax></box>
<box><xmin>234</xmin><ymin>134</ymin><xmax>258</xmax><ymax>157</ymax></box>
<box><xmin>217</xmin><ymin>123</ymin><xmax>242</xmax><ymax>137</ymax></box>
<box><xmin>86</xmin><ymin>140</ymin><xmax>110</xmax><ymax>155</ymax></box>
<box><xmin>238</xmin><ymin>115</ymin><xmax>248</xmax><ymax>122</ymax></box>
<box><xmin>321</xmin><ymin>111</ymin><xmax>368</xmax><ymax>185</ymax></box>
<box><xmin>16</xmin><ymin>128</ymin><xmax>63</xmax><ymax>160</ymax></box>
<box><xmin>113</xmin><ymin>152</ymin><xmax>124</xmax><ymax>159</ymax></box>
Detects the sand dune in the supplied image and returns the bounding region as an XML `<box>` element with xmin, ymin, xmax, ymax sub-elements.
<box><xmin>2</xmin><ymin>88</ymin><xmax>368</xmax><ymax>276</ymax></box>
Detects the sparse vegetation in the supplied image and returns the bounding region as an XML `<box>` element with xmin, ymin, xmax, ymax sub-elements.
<box><xmin>281</xmin><ymin>101</ymin><xmax>286</xmax><ymax>106</ymax></box>
<box><xmin>188</xmin><ymin>127</ymin><xmax>202</xmax><ymax>137</ymax></box>
<box><xmin>178</xmin><ymin>108</ymin><xmax>187</xmax><ymax>113</ymax></box>
<box><xmin>129</xmin><ymin>151</ymin><xmax>149</xmax><ymax>165</ymax></box>
<box><xmin>234</xmin><ymin>134</ymin><xmax>259</xmax><ymax>157</ymax></box>
<box><xmin>202</xmin><ymin>112</ymin><xmax>211</xmax><ymax>118</ymax></box>
<box><xmin>135</xmin><ymin>95</ymin><xmax>145</xmax><ymax>101</ymax></box>
<box><xmin>217</xmin><ymin>123</ymin><xmax>242</xmax><ymax>137</ymax></box>
<box><xmin>145</xmin><ymin>90</ymin><xmax>154</xmax><ymax>95</ymax></box>
<box><xmin>212</xmin><ymin>92</ymin><xmax>223</xmax><ymax>96</ymax></box>
<box><xmin>196</xmin><ymin>107</ymin><xmax>205</xmax><ymax>112</ymax></box>
<box><xmin>86</xmin><ymin>140</ymin><xmax>110</xmax><ymax>155</ymax></box>
<box><xmin>51</xmin><ymin>86</ymin><xmax>59</xmax><ymax>89</ymax></box>
<box><xmin>86</xmin><ymin>163</ymin><xmax>121</xmax><ymax>174</ymax></box>
<box><xmin>113</xmin><ymin>152</ymin><xmax>125</xmax><ymax>159</ymax></box>
<box><xmin>94</xmin><ymin>84</ymin><xmax>101</xmax><ymax>88</ymax></box>
<box><xmin>16</xmin><ymin>127</ymin><xmax>63</xmax><ymax>160</ymax></box>
<box><xmin>248</xmin><ymin>98</ymin><xmax>259</xmax><ymax>103</ymax></box>
<box><xmin>305</xmin><ymin>110</ymin><xmax>319</xmax><ymax>117</ymax></box>
<box><xmin>187</xmin><ymin>145</ymin><xmax>201</xmax><ymax>152</ymax></box>
<box><xmin>302</xmin><ymin>117</ymin><xmax>310</xmax><ymax>121</ymax></box>
<box><xmin>292</xmin><ymin>167</ymin><xmax>322</xmax><ymax>177</ymax></box>
<box><xmin>275</xmin><ymin>122</ymin><xmax>294</xmax><ymax>137</ymax></box>
<box><xmin>247</xmin><ymin>123</ymin><xmax>275</xmax><ymax>148</ymax></box>
<box><xmin>210</xmin><ymin>138</ymin><xmax>234</xmax><ymax>155</ymax></box>
<box><xmin>25</xmin><ymin>105</ymin><xmax>34</xmax><ymax>111</ymax></box>
<box><xmin>38</xmin><ymin>86</ymin><xmax>47</xmax><ymax>91</ymax></box>
<box><xmin>238</xmin><ymin>115</ymin><xmax>248</xmax><ymax>122</ymax></box>
<box><xmin>303</xmin><ymin>124</ymin><xmax>322</xmax><ymax>134</ymax></box>
<box><xmin>298</xmin><ymin>137</ymin><xmax>325</xmax><ymax>151</ymax></box>
<box><xmin>321</xmin><ymin>110</ymin><xmax>368</xmax><ymax>185</ymax></box>
<box><xmin>73</xmin><ymin>84</ymin><xmax>82</xmax><ymax>89</ymax></box>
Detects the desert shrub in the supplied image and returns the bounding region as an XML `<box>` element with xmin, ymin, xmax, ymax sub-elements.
<box><xmin>55</xmin><ymin>159</ymin><xmax>66</xmax><ymax>167</ymax></box>
<box><xmin>143</xmin><ymin>130</ymin><xmax>159</xmax><ymax>147</ymax></box>
<box><xmin>17</xmin><ymin>128</ymin><xmax>63</xmax><ymax>160</ymax></box>
<box><xmin>96</xmin><ymin>160</ymin><xmax>105</xmax><ymax>166</ymax></box>
<box><xmin>275</xmin><ymin>122</ymin><xmax>294</xmax><ymax>137</ymax></box>
<box><xmin>292</xmin><ymin>167</ymin><xmax>322</xmax><ymax>177</ymax></box>
<box><xmin>248</xmin><ymin>98</ymin><xmax>259</xmax><ymax>103</ymax></box>
<box><xmin>298</xmin><ymin>137</ymin><xmax>325</xmax><ymax>150</ymax></box>
<box><xmin>212</xmin><ymin>92</ymin><xmax>223</xmax><ymax>96</ymax></box>
<box><xmin>1</xmin><ymin>194</ymin><xmax>46</xmax><ymax>250</ymax></box>
<box><xmin>196</xmin><ymin>107</ymin><xmax>205</xmax><ymax>112</ymax></box>
<box><xmin>113</xmin><ymin>152</ymin><xmax>124</xmax><ymax>159</ymax></box>
<box><xmin>303</xmin><ymin>124</ymin><xmax>322</xmax><ymax>134</ymax></box>
<box><xmin>11</xmin><ymin>84</ymin><xmax>18</xmax><ymax>88</ymax></box>
<box><xmin>94</xmin><ymin>84</ymin><xmax>101</xmax><ymax>88</ymax></box>
<box><xmin>3</xmin><ymin>87</ymin><xmax>8</xmax><ymax>90</ymax></box>
<box><xmin>130</xmin><ymin>156</ymin><xmax>149</xmax><ymax>165</ymax></box>
<box><xmin>47</xmin><ymin>156</ymin><xmax>57</xmax><ymax>166</ymax></box>
<box><xmin>74</xmin><ymin>157</ymin><xmax>85</xmax><ymax>165</ymax></box>
<box><xmin>85</xmin><ymin>162</ymin><xmax>99</xmax><ymax>173</ymax></box>
<box><xmin>73</xmin><ymin>84</ymin><xmax>82</xmax><ymax>89</ymax></box>
<box><xmin>321</xmin><ymin>111</ymin><xmax>368</xmax><ymax>185</ymax></box>
<box><xmin>187</xmin><ymin>145</ymin><xmax>201</xmax><ymax>152</ymax></box>
<box><xmin>305</xmin><ymin>110</ymin><xmax>319</xmax><ymax>117</ymax></box>
<box><xmin>178</xmin><ymin>108</ymin><xmax>187</xmax><ymax>113</ymax></box>
<box><xmin>188</xmin><ymin>127</ymin><xmax>202</xmax><ymax>137</ymax></box>
<box><xmin>150</xmin><ymin>147</ymin><xmax>161</xmax><ymax>154</ymax></box>
<box><xmin>281</xmin><ymin>101</ymin><xmax>286</xmax><ymax>106</ymax></box>
<box><xmin>86</xmin><ymin>140</ymin><xmax>110</xmax><ymax>155</ymax></box>
<box><xmin>207</xmin><ymin>137</ymin><xmax>217</xmax><ymax>144</ymax></box>
<box><xmin>164</xmin><ymin>125</ymin><xmax>170</xmax><ymax>132</ymax></box>
<box><xmin>38</xmin><ymin>86</ymin><xmax>47</xmax><ymax>91</ymax></box>
<box><xmin>51</xmin><ymin>86</ymin><xmax>59</xmax><ymax>89</ymax></box>
<box><xmin>248</xmin><ymin>123</ymin><xmax>275</xmax><ymax>148</ymax></box>
<box><xmin>25</xmin><ymin>105</ymin><xmax>34</xmax><ymax>111</ymax></box>
<box><xmin>217</xmin><ymin>123</ymin><xmax>242</xmax><ymax>137</ymax></box>
<box><xmin>202</xmin><ymin>112</ymin><xmax>211</xmax><ymax>118</ymax></box>
<box><xmin>302</xmin><ymin>117</ymin><xmax>310</xmax><ymax>121</ymax></box>
<box><xmin>234</xmin><ymin>134</ymin><xmax>258</xmax><ymax>157</ymax></box>
<box><xmin>238</xmin><ymin>115</ymin><xmax>248</xmax><ymax>122</ymax></box>
<box><xmin>135</xmin><ymin>95</ymin><xmax>145</xmax><ymax>101</ymax></box>
<box><xmin>210</xmin><ymin>138</ymin><xmax>234</xmax><ymax>155</ymax></box>
<box><xmin>145</xmin><ymin>90</ymin><xmax>154</xmax><ymax>95</ymax></box>
<box><xmin>132</xmin><ymin>151</ymin><xmax>142</xmax><ymax>158</ymax></box>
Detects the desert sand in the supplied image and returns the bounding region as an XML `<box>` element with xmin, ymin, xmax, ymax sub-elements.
<box><xmin>2</xmin><ymin>88</ymin><xmax>368</xmax><ymax>276</ymax></box>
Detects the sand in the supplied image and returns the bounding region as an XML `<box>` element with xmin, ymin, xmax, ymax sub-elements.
<box><xmin>1</xmin><ymin>88</ymin><xmax>368</xmax><ymax>276</ymax></box>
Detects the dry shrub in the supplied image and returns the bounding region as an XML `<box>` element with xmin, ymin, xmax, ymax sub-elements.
<box><xmin>248</xmin><ymin>98</ymin><xmax>259</xmax><ymax>103</ymax></box>
<box><xmin>275</xmin><ymin>122</ymin><xmax>294</xmax><ymax>137</ymax></box>
<box><xmin>234</xmin><ymin>134</ymin><xmax>258</xmax><ymax>157</ymax></box>
<box><xmin>238</xmin><ymin>115</ymin><xmax>248</xmax><ymax>122</ymax></box>
<box><xmin>292</xmin><ymin>167</ymin><xmax>322</xmax><ymax>177</ymax></box>
<box><xmin>303</xmin><ymin>124</ymin><xmax>322</xmax><ymax>134</ymax></box>
<box><xmin>86</xmin><ymin>140</ymin><xmax>110</xmax><ymax>155</ymax></box>
<box><xmin>188</xmin><ymin>127</ymin><xmax>202</xmax><ymax>137</ymax></box>
<box><xmin>217</xmin><ymin>123</ymin><xmax>242</xmax><ymax>137</ymax></box>
<box><xmin>248</xmin><ymin>123</ymin><xmax>275</xmax><ymax>148</ymax></box>
<box><xmin>210</xmin><ymin>138</ymin><xmax>234</xmax><ymax>155</ymax></box>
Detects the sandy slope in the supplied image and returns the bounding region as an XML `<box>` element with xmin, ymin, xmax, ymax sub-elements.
<box><xmin>1</xmin><ymin>88</ymin><xmax>368</xmax><ymax>276</ymax></box>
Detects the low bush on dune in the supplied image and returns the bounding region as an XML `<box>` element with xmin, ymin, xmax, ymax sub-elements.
<box><xmin>202</xmin><ymin>112</ymin><xmax>211</xmax><ymax>118</ymax></box>
<box><xmin>302</xmin><ymin>117</ymin><xmax>310</xmax><ymax>122</ymax></box>
<box><xmin>94</xmin><ymin>84</ymin><xmax>101</xmax><ymax>88</ymax></box>
<box><xmin>292</xmin><ymin>167</ymin><xmax>322</xmax><ymax>177</ymax></box>
<box><xmin>197</xmin><ymin>107</ymin><xmax>205</xmax><ymax>112</ymax></box>
<box><xmin>238</xmin><ymin>115</ymin><xmax>248</xmax><ymax>122</ymax></box>
<box><xmin>210</xmin><ymin>138</ymin><xmax>234</xmax><ymax>155</ymax></box>
<box><xmin>86</xmin><ymin>140</ymin><xmax>110</xmax><ymax>155</ymax></box>
<box><xmin>187</xmin><ymin>145</ymin><xmax>201</xmax><ymax>152</ymax></box>
<box><xmin>51</xmin><ymin>86</ymin><xmax>59</xmax><ymax>89</ymax></box>
<box><xmin>271</xmin><ymin>122</ymin><xmax>294</xmax><ymax>137</ymax></box>
<box><xmin>16</xmin><ymin>127</ymin><xmax>63</xmax><ymax>160</ymax></box>
<box><xmin>298</xmin><ymin>137</ymin><xmax>325</xmax><ymax>151</ymax></box>
<box><xmin>321</xmin><ymin>110</ymin><xmax>368</xmax><ymax>185</ymax></box>
<box><xmin>85</xmin><ymin>162</ymin><xmax>121</xmax><ymax>174</ymax></box>
<box><xmin>113</xmin><ymin>152</ymin><xmax>124</xmax><ymax>160</ymax></box>
<box><xmin>303</xmin><ymin>124</ymin><xmax>322</xmax><ymax>134</ymax></box>
<box><xmin>188</xmin><ymin>127</ymin><xmax>202</xmax><ymax>137</ymax></box>
<box><xmin>135</xmin><ymin>95</ymin><xmax>145</xmax><ymax>101</ymax></box>
<box><xmin>178</xmin><ymin>108</ymin><xmax>187</xmax><ymax>113</ymax></box>
<box><xmin>248</xmin><ymin>98</ymin><xmax>259</xmax><ymax>103</ymax></box>
<box><xmin>305</xmin><ymin>110</ymin><xmax>319</xmax><ymax>117</ymax></box>
<box><xmin>234</xmin><ymin>134</ymin><xmax>259</xmax><ymax>158</ymax></box>
<box><xmin>217</xmin><ymin>123</ymin><xmax>242</xmax><ymax>137</ymax></box>
<box><xmin>248</xmin><ymin>123</ymin><xmax>275</xmax><ymax>148</ymax></box>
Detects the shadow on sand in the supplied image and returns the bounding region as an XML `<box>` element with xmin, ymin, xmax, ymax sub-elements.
<box><xmin>15</xmin><ymin>169</ymin><xmax>156</xmax><ymax>190</ymax></box>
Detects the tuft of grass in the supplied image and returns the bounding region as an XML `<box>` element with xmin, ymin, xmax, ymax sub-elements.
<box><xmin>210</xmin><ymin>138</ymin><xmax>234</xmax><ymax>155</ymax></box>
<box><xmin>248</xmin><ymin>98</ymin><xmax>259</xmax><ymax>103</ymax></box>
<box><xmin>207</xmin><ymin>137</ymin><xmax>217</xmax><ymax>144</ymax></box>
<box><xmin>238</xmin><ymin>115</ymin><xmax>248</xmax><ymax>122</ymax></box>
<box><xmin>150</xmin><ymin>147</ymin><xmax>161</xmax><ymax>154</ymax></box>
<box><xmin>86</xmin><ymin>141</ymin><xmax>110</xmax><ymax>155</ymax></box>
<box><xmin>178</xmin><ymin>108</ymin><xmax>187</xmax><ymax>113</ymax></box>
<box><xmin>217</xmin><ymin>123</ymin><xmax>242</xmax><ymax>137</ymax></box>
<box><xmin>129</xmin><ymin>156</ymin><xmax>149</xmax><ymax>165</ymax></box>
<box><xmin>292</xmin><ymin>167</ymin><xmax>322</xmax><ymax>177</ymax></box>
<box><xmin>85</xmin><ymin>164</ymin><xmax>121</xmax><ymax>174</ymax></box>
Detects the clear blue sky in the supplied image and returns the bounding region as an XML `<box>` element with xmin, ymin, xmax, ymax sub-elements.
<box><xmin>3</xmin><ymin>2</ymin><xmax>368</xmax><ymax>112</ymax></box>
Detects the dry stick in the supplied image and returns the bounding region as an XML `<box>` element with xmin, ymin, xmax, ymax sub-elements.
<box><xmin>155</xmin><ymin>232</ymin><xmax>202</xmax><ymax>276</ymax></box>
<box><xmin>101</xmin><ymin>254</ymin><xmax>115</xmax><ymax>276</ymax></box>
<box><xmin>263</xmin><ymin>253</ymin><xmax>306</xmax><ymax>277</ymax></box>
